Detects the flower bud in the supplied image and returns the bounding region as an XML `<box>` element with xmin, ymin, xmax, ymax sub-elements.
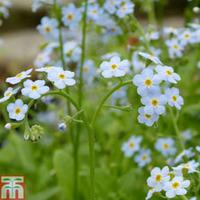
<box><xmin>4</xmin><ymin>123</ymin><xmax>11</xmax><ymax>130</ymax></box>
<box><xmin>58</xmin><ymin>122</ymin><xmax>67</xmax><ymax>132</ymax></box>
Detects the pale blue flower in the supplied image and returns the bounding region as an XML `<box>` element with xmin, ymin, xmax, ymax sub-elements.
<box><xmin>116</xmin><ymin>0</ymin><xmax>134</xmax><ymax>18</ymax></box>
<box><xmin>138</xmin><ymin>107</ymin><xmax>159</xmax><ymax>126</ymax></box>
<box><xmin>62</xmin><ymin>4</ymin><xmax>82</xmax><ymax>30</ymax></box>
<box><xmin>87</xmin><ymin>4</ymin><xmax>104</xmax><ymax>22</ymax></box>
<box><xmin>133</xmin><ymin>68</ymin><xmax>161</xmax><ymax>96</ymax></box>
<box><xmin>155</xmin><ymin>138</ymin><xmax>176</xmax><ymax>157</ymax></box>
<box><xmin>155</xmin><ymin>65</ymin><xmax>181</xmax><ymax>84</ymax></box>
<box><xmin>37</xmin><ymin>17</ymin><xmax>59</xmax><ymax>40</ymax></box>
<box><xmin>63</xmin><ymin>41</ymin><xmax>82</xmax><ymax>63</ymax></box>
<box><xmin>100</xmin><ymin>56</ymin><xmax>130</xmax><ymax>78</ymax></box>
<box><xmin>104</xmin><ymin>0</ymin><xmax>121</xmax><ymax>14</ymax></box>
<box><xmin>165</xmin><ymin>39</ymin><xmax>184</xmax><ymax>58</ymax></box>
<box><xmin>165</xmin><ymin>87</ymin><xmax>184</xmax><ymax>110</ymax></box>
<box><xmin>135</xmin><ymin>149</ymin><xmax>151</xmax><ymax>167</ymax></box>
<box><xmin>141</xmin><ymin>92</ymin><xmax>167</xmax><ymax>115</ymax></box>
<box><xmin>122</xmin><ymin>135</ymin><xmax>142</xmax><ymax>157</ymax></box>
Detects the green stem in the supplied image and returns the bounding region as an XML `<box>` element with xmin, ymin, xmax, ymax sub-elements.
<box><xmin>169</xmin><ymin>107</ymin><xmax>185</xmax><ymax>152</ymax></box>
<box><xmin>181</xmin><ymin>196</ymin><xmax>189</xmax><ymax>200</ymax></box>
<box><xmin>130</xmin><ymin>15</ymin><xmax>151</xmax><ymax>52</ymax></box>
<box><xmin>43</xmin><ymin>91</ymin><xmax>79</xmax><ymax>110</ymax></box>
<box><xmin>91</xmin><ymin>80</ymin><xmax>132</xmax><ymax>126</ymax></box>
<box><xmin>78</xmin><ymin>0</ymin><xmax>88</xmax><ymax>107</ymax></box>
<box><xmin>74</xmin><ymin>0</ymin><xmax>88</xmax><ymax>199</ymax></box>
<box><xmin>147</xmin><ymin>0</ymin><xmax>156</xmax><ymax>25</ymax></box>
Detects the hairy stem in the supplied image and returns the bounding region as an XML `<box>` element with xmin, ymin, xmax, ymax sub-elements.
<box><xmin>91</xmin><ymin>80</ymin><xmax>132</xmax><ymax>126</ymax></box>
<box><xmin>169</xmin><ymin>107</ymin><xmax>185</xmax><ymax>152</ymax></box>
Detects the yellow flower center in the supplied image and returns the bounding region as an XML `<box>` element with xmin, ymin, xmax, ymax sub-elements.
<box><xmin>111</xmin><ymin>64</ymin><xmax>118</xmax><ymax>70</ymax></box>
<box><xmin>142</xmin><ymin>154</ymin><xmax>147</xmax><ymax>160</ymax></box>
<box><xmin>15</xmin><ymin>107</ymin><xmax>21</xmax><ymax>115</ymax></box>
<box><xmin>173</xmin><ymin>44</ymin><xmax>178</xmax><ymax>49</ymax></box>
<box><xmin>5</xmin><ymin>92</ymin><xmax>12</xmax><ymax>97</ymax></box>
<box><xmin>66</xmin><ymin>50</ymin><xmax>73</xmax><ymax>57</ymax></box>
<box><xmin>151</xmin><ymin>99</ymin><xmax>159</xmax><ymax>107</ymax></box>
<box><xmin>172</xmin><ymin>96</ymin><xmax>177</xmax><ymax>102</ymax></box>
<box><xmin>155</xmin><ymin>174</ymin><xmax>162</xmax><ymax>182</ymax></box>
<box><xmin>16</xmin><ymin>73</ymin><xmax>23</xmax><ymax>78</ymax></box>
<box><xmin>163</xmin><ymin>143</ymin><xmax>169</xmax><ymax>149</ymax></box>
<box><xmin>45</xmin><ymin>26</ymin><xmax>51</xmax><ymax>32</ymax></box>
<box><xmin>144</xmin><ymin>79</ymin><xmax>152</xmax><ymax>87</ymax></box>
<box><xmin>184</xmin><ymin>34</ymin><xmax>190</xmax><ymax>39</ymax></box>
<box><xmin>129</xmin><ymin>142</ymin><xmax>135</xmax><ymax>148</ymax></box>
<box><xmin>172</xmin><ymin>181</ymin><xmax>180</xmax><ymax>189</ymax></box>
<box><xmin>67</xmin><ymin>14</ymin><xmax>74</xmax><ymax>20</ymax></box>
<box><xmin>59</xmin><ymin>73</ymin><xmax>65</xmax><ymax>79</ymax></box>
<box><xmin>166</xmin><ymin>70</ymin><xmax>172</xmax><ymax>76</ymax></box>
<box><xmin>83</xmin><ymin>67</ymin><xmax>89</xmax><ymax>73</ymax></box>
<box><xmin>145</xmin><ymin>114</ymin><xmax>152</xmax><ymax>119</ymax></box>
<box><xmin>31</xmin><ymin>85</ymin><xmax>38</xmax><ymax>91</ymax></box>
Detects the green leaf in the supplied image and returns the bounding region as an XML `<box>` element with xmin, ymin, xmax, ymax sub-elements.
<box><xmin>29</xmin><ymin>187</ymin><xmax>60</xmax><ymax>200</ymax></box>
<box><xmin>53</xmin><ymin>149</ymin><xmax>73</xmax><ymax>200</ymax></box>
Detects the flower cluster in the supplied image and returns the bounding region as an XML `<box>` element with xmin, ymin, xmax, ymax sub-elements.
<box><xmin>146</xmin><ymin>166</ymin><xmax>191</xmax><ymax>199</ymax></box>
<box><xmin>122</xmin><ymin>135</ymin><xmax>152</xmax><ymax>168</ymax></box>
<box><xmin>133</xmin><ymin>52</ymin><xmax>183</xmax><ymax>126</ymax></box>
<box><xmin>155</xmin><ymin>137</ymin><xmax>177</xmax><ymax>157</ymax></box>
<box><xmin>0</xmin><ymin>67</ymin><xmax>76</xmax><ymax>126</ymax></box>
<box><xmin>0</xmin><ymin>0</ymin><xmax>11</xmax><ymax>18</ymax></box>
<box><xmin>100</xmin><ymin>55</ymin><xmax>130</xmax><ymax>78</ymax></box>
<box><xmin>164</xmin><ymin>26</ymin><xmax>198</xmax><ymax>59</ymax></box>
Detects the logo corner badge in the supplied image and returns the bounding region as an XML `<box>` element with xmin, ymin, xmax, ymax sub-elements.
<box><xmin>0</xmin><ymin>176</ymin><xmax>25</xmax><ymax>200</ymax></box>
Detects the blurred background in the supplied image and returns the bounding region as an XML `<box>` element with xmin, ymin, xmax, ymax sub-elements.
<box><xmin>0</xmin><ymin>0</ymin><xmax>189</xmax><ymax>81</ymax></box>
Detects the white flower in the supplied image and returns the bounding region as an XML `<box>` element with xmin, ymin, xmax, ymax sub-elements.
<box><xmin>164</xmin><ymin>176</ymin><xmax>190</xmax><ymax>198</ymax></box>
<box><xmin>145</xmin><ymin>188</ymin><xmax>155</xmax><ymax>200</ymax></box>
<box><xmin>131</xmin><ymin>51</ymin><xmax>145</xmax><ymax>73</ymax></box>
<box><xmin>21</xmin><ymin>80</ymin><xmax>49</xmax><ymax>99</ymax></box>
<box><xmin>196</xmin><ymin>146</ymin><xmax>200</xmax><ymax>152</ymax></box>
<box><xmin>179</xmin><ymin>30</ymin><xmax>195</xmax><ymax>46</ymax></box>
<box><xmin>34</xmin><ymin>51</ymin><xmax>51</xmax><ymax>68</ymax></box>
<box><xmin>0</xmin><ymin>87</ymin><xmax>19</xmax><ymax>103</ymax></box>
<box><xmin>101</xmin><ymin>52</ymin><xmax>120</xmax><ymax>60</ymax></box>
<box><xmin>147</xmin><ymin>166</ymin><xmax>170</xmax><ymax>192</ymax></box>
<box><xmin>47</xmin><ymin>68</ymin><xmax>76</xmax><ymax>89</ymax></box>
<box><xmin>166</xmin><ymin>39</ymin><xmax>184</xmax><ymax>59</ymax></box>
<box><xmin>155</xmin><ymin>65</ymin><xmax>181</xmax><ymax>84</ymax></box>
<box><xmin>135</xmin><ymin>149</ymin><xmax>151</xmax><ymax>167</ymax></box>
<box><xmin>165</xmin><ymin>87</ymin><xmax>184</xmax><ymax>110</ymax></box>
<box><xmin>133</xmin><ymin>68</ymin><xmax>161</xmax><ymax>95</ymax></box>
<box><xmin>63</xmin><ymin>41</ymin><xmax>81</xmax><ymax>63</ymax></box>
<box><xmin>37</xmin><ymin>17</ymin><xmax>59</xmax><ymax>40</ymax></box>
<box><xmin>190</xmin><ymin>197</ymin><xmax>197</xmax><ymax>200</ymax></box>
<box><xmin>155</xmin><ymin>138</ymin><xmax>176</xmax><ymax>157</ymax></box>
<box><xmin>36</xmin><ymin>66</ymin><xmax>59</xmax><ymax>73</ymax></box>
<box><xmin>7</xmin><ymin>99</ymin><xmax>28</xmax><ymax>121</ymax></box>
<box><xmin>104</xmin><ymin>0</ymin><xmax>121</xmax><ymax>14</ymax></box>
<box><xmin>175</xmin><ymin>148</ymin><xmax>195</xmax><ymax>164</ymax></box>
<box><xmin>121</xmin><ymin>135</ymin><xmax>142</xmax><ymax>157</ymax></box>
<box><xmin>138</xmin><ymin>107</ymin><xmax>159</xmax><ymax>126</ymax></box>
<box><xmin>62</xmin><ymin>4</ymin><xmax>82</xmax><ymax>30</ymax></box>
<box><xmin>173</xmin><ymin>160</ymin><xmax>200</xmax><ymax>174</ymax></box>
<box><xmin>141</xmin><ymin>92</ymin><xmax>167</xmax><ymax>115</ymax></box>
<box><xmin>87</xmin><ymin>4</ymin><xmax>103</xmax><ymax>22</ymax></box>
<box><xmin>182</xmin><ymin>129</ymin><xmax>192</xmax><ymax>142</ymax></box>
<box><xmin>6</xmin><ymin>69</ymin><xmax>32</xmax><ymax>85</ymax></box>
<box><xmin>138</xmin><ymin>52</ymin><xmax>162</xmax><ymax>65</ymax></box>
<box><xmin>116</xmin><ymin>0</ymin><xmax>134</xmax><ymax>18</ymax></box>
<box><xmin>100</xmin><ymin>56</ymin><xmax>130</xmax><ymax>78</ymax></box>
